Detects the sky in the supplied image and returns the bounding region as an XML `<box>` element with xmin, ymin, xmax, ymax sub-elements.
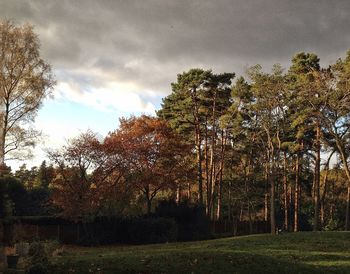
<box><xmin>1</xmin><ymin>0</ymin><xmax>350</xmax><ymax>170</ymax></box>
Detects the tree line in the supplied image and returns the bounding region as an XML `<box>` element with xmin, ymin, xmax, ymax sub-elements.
<box><xmin>158</xmin><ymin>52</ymin><xmax>350</xmax><ymax>233</ymax></box>
<box><xmin>3</xmin><ymin>51</ymin><xmax>349</xmax><ymax>235</ymax></box>
<box><xmin>1</xmin><ymin>20</ymin><xmax>350</xmax><ymax>234</ymax></box>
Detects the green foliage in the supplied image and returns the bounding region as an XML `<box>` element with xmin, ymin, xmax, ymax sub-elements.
<box><xmin>324</xmin><ymin>219</ymin><xmax>342</xmax><ymax>231</ymax></box>
<box><xmin>25</xmin><ymin>241</ymin><xmax>51</xmax><ymax>274</ymax></box>
<box><xmin>0</xmin><ymin>174</ymin><xmax>52</xmax><ymax>217</ymax></box>
<box><xmin>289</xmin><ymin>52</ymin><xmax>320</xmax><ymax>74</ymax></box>
<box><xmin>15</xmin><ymin>161</ymin><xmax>55</xmax><ymax>190</ymax></box>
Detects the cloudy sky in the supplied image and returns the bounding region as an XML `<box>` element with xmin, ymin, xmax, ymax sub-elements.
<box><xmin>1</xmin><ymin>0</ymin><xmax>350</xmax><ymax>169</ymax></box>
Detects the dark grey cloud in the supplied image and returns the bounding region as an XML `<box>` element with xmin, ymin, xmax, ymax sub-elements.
<box><xmin>1</xmin><ymin>0</ymin><xmax>350</xmax><ymax>98</ymax></box>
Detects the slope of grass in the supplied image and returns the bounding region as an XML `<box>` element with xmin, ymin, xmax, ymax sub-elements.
<box><xmin>49</xmin><ymin>232</ymin><xmax>350</xmax><ymax>274</ymax></box>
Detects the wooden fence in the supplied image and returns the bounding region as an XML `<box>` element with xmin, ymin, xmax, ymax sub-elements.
<box><xmin>0</xmin><ymin>218</ymin><xmax>270</xmax><ymax>244</ymax></box>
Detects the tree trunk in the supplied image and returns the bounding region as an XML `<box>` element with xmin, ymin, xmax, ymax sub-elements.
<box><xmin>216</xmin><ymin>168</ymin><xmax>223</xmax><ymax>220</ymax></box>
<box><xmin>204</xmin><ymin>118</ymin><xmax>210</xmax><ymax>214</ymax></box>
<box><xmin>145</xmin><ymin>185</ymin><xmax>152</xmax><ymax>215</ymax></box>
<box><xmin>147</xmin><ymin>199</ymin><xmax>152</xmax><ymax>215</ymax></box>
<box><xmin>320</xmin><ymin>150</ymin><xmax>334</xmax><ymax>228</ymax></box>
<box><xmin>248</xmin><ymin>202</ymin><xmax>253</xmax><ymax>234</ymax></box>
<box><xmin>337</xmin><ymin>146</ymin><xmax>350</xmax><ymax>231</ymax></box>
<box><xmin>0</xmin><ymin>98</ymin><xmax>11</xmax><ymax>170</ymax></box>
<box><xmin>210</xmin><ymin>164</ymin><xmax>216</xmax><ymax>221</ymax></box>
<box><xmin>283</xmin><ymin>151</ymin><xmax>288</xmax><ymax>230</ymax></box>
<box><xmin>208</xmin><ymin>133</ymin><xmax>216</xmax><ymax>218</ymax></box>
<box><xmin>228</xmin><ymin>181</ymin><xmax>231</xmax><ymax>222</ymax></box>
<box><xmin>313</xmin><ymin>123</ymin><xmax>321</xmax><ymax>231</ymax></box>
<box><xmin>347</xmin><ymin>185</ymin><xmax>350</xmax><ymax>231</ymax></box>
<box><xmin>0</xmin><ymin>105</ymin><xmax>6</xmax><ymax>167</ymax></box>
<box><xmin>294</xmin><ymin>153</ymin><xmax>300</xmax><ymax>232</ymax></box>
<box><xmin>216</xmin><ymin>130</ymin><xmax>225</xmax><ymax>220</ymax></box>
<box><xmin>176</xmin><ymin>184</ymin><xmax>181</xmax><ymax>204</ymax></box>
<box><xmin>239</xmin><ymin>205</ymin><xmax>243</xmax><ymax>221</ymax></box>
<box><xmin>264</xmin><ymin>193</ymin><xmax>268</xmax><ymax>222</ymax></box>
<box><xmin>270</xmin><ymin>145</ymin><xmax>276</xmax><ymax>234</ymax></box>
<box><xmin>320</xmin><ymin>169</ymin><xmax>329</xmax><ymax>228</ymax></box>
<box><xmin>0</xmin><ymin>139</ymin><xmax>4</xmax><ymax>167</ymax></box>
<box><xmin>207</xmin><ymin>144</ymin><xmax>214</xmax><ymax>218</ymax></box>
<box><xmin>187</xmin><ymin>181</ymin><xmax>191</xmax><ymax>200</ymax></box>
<box><xmin>264</xmin><ymin>161</ymin><xmax>269</xmax><ymax>222</ymax></box>
<box><xmin>270</xmin><ymin>174</ymin><xmax>276</xmax><ymax>234</ymax></box>
<box><xmin>195</xmin><ymin>128</ymin><xmax>203</xmax><ymax>205</ymax></box>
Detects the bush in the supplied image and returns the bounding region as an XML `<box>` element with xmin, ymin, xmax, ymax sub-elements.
<box><xmin>0</xmin><ymin>176</ymin><xmax>53</xmax><ymax>218</ymax></box>
<box><xmin>127</xmin><ymin>217</ymin><xmax>178</xmax><ymax>244</ymax></box>
<box><xmin>324</xmin><ymin>218</ymin><xmax>342</xmax><ymax>231</ymax></box>
<box><xmin>27</xmin><ymin>241</ymin><xmax>49</xmax><ymax>269</ymax></box>
<box><xmin>155</xmin><ymin>200</ymin><xmax>211</xmax><ymax>241</ymax></box>
<box><xmin>26</xmin><ymin>263</ymin><xmax>48</xmax><ymax>274</ymax></box>
<box><xmin>25</xmin><ymin>240</ymin><xmax>59</xmax><ymax>274</ymax></box>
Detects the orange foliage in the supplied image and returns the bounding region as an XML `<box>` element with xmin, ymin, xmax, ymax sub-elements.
<box><xmin>105</xmin><ymin>115</ymin><xmax>191</xmax><ymax>213</ymax></box>
<box><xmin>49</xmin><ymin>131</ymin><xmax>127</xmax><ymax>220</ymax></box>
<box><xmin>49</xmin><ymin>116</ymin><xmax>193</xmax><ymax>218</ymax></box>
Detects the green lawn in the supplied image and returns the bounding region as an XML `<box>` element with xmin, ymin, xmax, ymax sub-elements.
<box><xmin>49</xmin><ymin>232</ymin><xmax>350</xmax><ymax>274</ymax></box>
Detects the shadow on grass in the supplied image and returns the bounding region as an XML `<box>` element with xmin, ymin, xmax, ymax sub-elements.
<box><xmin>48</xmin><ymin>233</ymin><xmax>350</xmax><ymax>274</ymax></box>
<box><xmin>49</xmin><ymin>249</ymin><xmax>350</xmax><ymax>274</ymax></box>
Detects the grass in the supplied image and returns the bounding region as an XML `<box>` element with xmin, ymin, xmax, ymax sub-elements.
<box><xmin>47</xmin><ymin>232</ymin><xmax>350</xmax><ymax>274</ymax></box>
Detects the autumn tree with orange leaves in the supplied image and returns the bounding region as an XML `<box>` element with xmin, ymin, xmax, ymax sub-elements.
<box><xmin>49</xmin><ymin>117</ymin><xmax>192</xmax><ymax>219</ymax></box>
<box><xmin>105</xmin><ymin>115</ymin><xmax>192</xmax><ymax>214</ymax></box>
<box><xmin>48</xmin><ymin>131</ymin><xmax>128</xmax><ymax>220</ymax></box>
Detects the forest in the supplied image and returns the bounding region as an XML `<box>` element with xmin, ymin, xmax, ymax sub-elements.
<box><xmin>1</xmin><ymin>50</ymin><xmax>350</xmax><ymax>237</ymax></box>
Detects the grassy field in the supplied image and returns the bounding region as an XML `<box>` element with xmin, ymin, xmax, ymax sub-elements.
<box><xmin>48</xmin><ymin>232</ymin><xmax>350</xmax><ymax>274</ymax></box>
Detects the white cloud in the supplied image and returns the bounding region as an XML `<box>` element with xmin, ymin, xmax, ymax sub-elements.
<box><xmin>56</xmin><ymin>79</ymin><xmax>156</xmax><ymax>114</ymax></box>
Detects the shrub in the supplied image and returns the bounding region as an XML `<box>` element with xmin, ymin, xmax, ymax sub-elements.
<box><xmin>43</xmin><ymin>240</ymin><xmax>60</xmax><ymax>256</ymax></box>
<box><xmin>127</xmin><ymin>217</ymin><xmax>178</xmax><ymax>244</ymax></box>
<box><xmin>25</xmin><ymin>240</ymin><xmax>59</xmax><ymax>273</ymax></box>
<box><xmin>324</xmin><ymin>218</ymin><xmax>342</xmax><ymax>231</ymax></box>
<box><xmin>26</xmin><ymin>263</ymin><xmax>48</xmax><ymax>274</ymax></box>
<box><xmin>27</xmin><ymin>241</ymin><xmax>49</xmax><ymax>272</ymax></box>
<box><xmin>155</xmin><ymin>200</ymin><xmax>211</xmax><ymax>241</ymax></box>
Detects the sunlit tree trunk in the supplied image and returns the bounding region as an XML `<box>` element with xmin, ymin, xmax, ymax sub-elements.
<box><xmin>176</xmin><ymin>184</ymin><xmax>181</xmax><ymax>203</ymax></box>
<box><xmin>294</xmin><ymin>152</ymin><xmax>300</xmax><ymax>232</ymax></box>
<box><xmin>204</xmin><ymin>118</ymin><xmax>210</xmax><ymax>214</ymax></box>
<box><xmin>264</xmin><ymin>161</ymin><xmax>269</xmax><ymax>222</ymax></box>
<box><xmin>270</xmin><ymin>150</ymin><xmax>276</xmax><ymax>234</ymax></box>
<box><xmin>216</xmin><ymin>169</ymin><xmax>223</xmax><ymax>220</ymax></box>
<box><xmin>313</xmin><ymin>122</ymin><xmax>321</xmax><ymax>231</ymax></box>
<box><xmin>283</xmin><ymin>151</ymin><xmax>288</xmax><ymax>230</ymax></box>
<box><xmin>265</xmin><ymin>131</ymin><xmax>276</xmax><ymax>234</ymax></box>
<box><xmin>195</xmin><ymin>126</ymin><xmax>203</xmax><ymax>205</ymax></box>
<box><xmin>216</xmin><ymin>130</ymin><xmax>226</xmax><ymax>220</ymax></box>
